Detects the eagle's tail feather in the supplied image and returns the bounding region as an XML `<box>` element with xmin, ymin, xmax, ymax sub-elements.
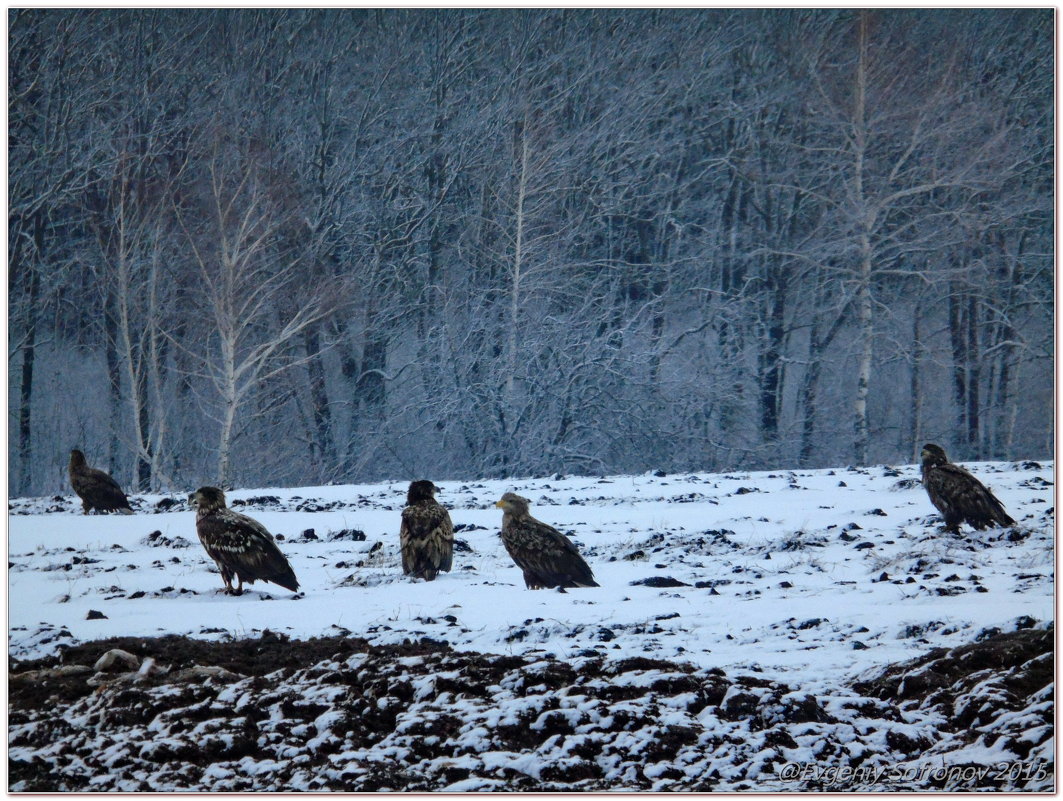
<box><xmin>273</xmin><ymin>570</ymin><xmax>300</xmax><ymax>592</ymax></box>
<box><xmin>563</xmin><ymin>577</ymin><xmax>600</xmax><ymax>588</ymax></box>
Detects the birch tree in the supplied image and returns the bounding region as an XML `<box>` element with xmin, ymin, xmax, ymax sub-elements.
<box><xmin>177</xmin><ymin>151</ymin><xmax>347</xmax><ymax>487</ymax></box>
<box><xmin>7</xmin><ymin>9</ymin><xmax>1053</xmax><ymax>492</ymax></box>
<box><xmin>795</xmin><ymin>10</ymin><xmax>1013</xmax><ymax>464</ymax></box>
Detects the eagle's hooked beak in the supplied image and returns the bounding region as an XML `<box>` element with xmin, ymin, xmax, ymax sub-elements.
<box><xmin>495</xmin><ymin>500</ymin><xmax>506</xmax><ymax>509</ymax></box>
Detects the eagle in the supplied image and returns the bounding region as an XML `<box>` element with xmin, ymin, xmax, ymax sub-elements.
<box><xmin>920</xmin><ymin>443</ymin><xmax>1016</xmax><ymax>534</ymax></box>
<box><xmin>68</xmin><ymin>449</ymin><xmax>134</xmax><ymax>515</ymax></box>
<box><xmin>495</xmin><ymin>492</ymin><xmax>599</xmax><ymax>589</ymax></box>
<box><xmin>399</xmin><ymin>480</ymin><xmax>454</xmax><ymax>581</ymax></box>
<box><xmin>188</xmin><ymin>486</ymin><xmax>299</xmax><ymax>595</ymax></box>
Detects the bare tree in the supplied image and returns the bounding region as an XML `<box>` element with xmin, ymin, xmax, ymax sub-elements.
<box><xmin>8</xmin><ymin>10</ymin><xmax>114</xmax><ymax>492</ymax></box>
<box><xmin>788</xmin><ymin>11</ymin><xmax>1016</xmax><ymax>463</ymax></box>
<box><xmin>7</xmin><ymin>9</ymin><xmax>1053</xmax><ymax>492</ymax></box>
<box><xmin>175</xmin><ymin>148</ymin><xmax>347</xmax><ymax>487</ymax></box>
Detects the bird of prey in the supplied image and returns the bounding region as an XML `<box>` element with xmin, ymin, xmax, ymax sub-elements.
<box><xmin>400</xmin><ymin>480</ymin><xmax>454</xmax><ymax>581</ymax></box>
<box><xmin>68</xmin><ymin>449</ymin><xmax>134</xmax><ymax>514</ymax></box>
<box><xmin>495</xmin><ymin>492</ymin><xmax>598</xmax><ymax>589</ymax></box>
<box><xmin>920</xmin><ymin>443</ymin><xmax>1015</xmax><ymax>533</ymax></box>
<box><xmin>188</xmin><ymin>486</ymin><xmax>299</xmax><ymax>595</ymax></box>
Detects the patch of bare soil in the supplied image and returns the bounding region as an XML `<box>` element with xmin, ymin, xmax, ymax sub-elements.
<box><xmin>10</xmin><ymin>631</ymin><xmax>388</xmax><ymax>708</ymax></box>
<box><xmin>8</xmin><ymin>628</ymin><xmax>1053</xmax><ymax>792</ymax></box>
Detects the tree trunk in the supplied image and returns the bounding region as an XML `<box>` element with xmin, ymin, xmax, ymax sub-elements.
<box><xmin>759</xmin><ymin>264</ymin><xmax>786</xmax><ymax>442</ymax></box>
<box><xmin>503</xmin><ymin>114</ymin><xmax>531</xmax><ymax>440</ymax></box>
<box><xmin>104</xmin><ymin>290</ymin><xmax>123</xmax><ymax>477</ymax></box>
<box><xmin>217</xmin><ymin>329</ymin><xmax>238</xmax><ymax>489</ymax></box>
<box><xmin>801</xmin><ymin>294</ymin><xmax>851</xmax><ymax>467</ymax></box>
<box><xmin>304</xmin><ymin>327</ymin><xmax>335</xmax><ymax>471</ymax></box>
<box><xmin>853</xmin><ymin>254</ymin><xmax>873</xmax><ymax>466</ymax></box>
<box><xmin>852</xmin><ymin>11</ymin><xmax>873</xmax><ymax>466</ymax></box>
<box><xmin>116</xmin><ymin>248</ymin><xmax>152</xmax><ymax>492</ymax></box>
<box><xmin>909</xmin><ymin>304</ymin><xmax>924</xmax><ymax>461</ymax></box>
<box><xmin>991</xmin><ymin>234</ymin><xmax>1021</xmax><ymax>459</ymax></box>
<box><xmin>965</xmin><ymin>293</ymin><xmax>980</xmax><ymax>452</ymax></box>
<box><xmin>948</xmin><ymin>279</ymin><xmax>969</xmax><ymax>456</ymax></box>
<box><xmin>358</xmin><ymin>335</ymin><xmax>387</xmax><ymax>413</ymax></box>
<box><xmin>16</xmin><ymin>263</ymin><xmax>39</xmax><ymax>495</ymax></box>
<box><xmin>218</xmin><ymin>395</ymin><xmax>237</xmax><ymax>490</ymax></box>
<box><xmin>146</xmin><ymin>239</ymin><xmax>169</xmax><ymax>491</ymax></box>
<box><xmin>136</xmin><ymin>370</ymin><xmax>152</xmax><ymax>490</ymax></box>
<box><xmin>335</xmin><ymin>321</ymin><xmax>361</xmax><ymax>477</ymax></box>
<box><xmin>798</xmin><ymin>324</ymin><xmax>821</xmax><ymax>468</ymax></box>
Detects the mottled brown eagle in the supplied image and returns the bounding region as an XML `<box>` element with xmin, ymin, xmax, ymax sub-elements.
<box><xmin>920</xmin><ymin>443</ymin><xmax>1015</xmax><ymax>533</ymax></box>
<box><xmin>188</xmin><ymin>486</ymin><xmax>299</xmax><ymax>595</ymax></box>
<box><xmin>495</xmin><ymin>492</ymin><xmax>599</xmax><ymax>589</ymax></box>
<box><xmin>68</xmin><ymin>449</ymin><xmax>134</xmax><ymax>515</ymax></box>
<box><xmin>400</xmin><ymin>480</ymin><xmax>454</xmax><ymax>581</ymax></box>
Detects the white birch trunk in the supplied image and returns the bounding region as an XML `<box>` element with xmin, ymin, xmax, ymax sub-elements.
<box><xmin>852</xmin><ymin>11</ymin><xmax>873</xmax><ymax>466</ymax></box>
<box><xmin>505</xmin><ymin>114</ymin><xmax>531</xmax><ymax>437</ymax></box>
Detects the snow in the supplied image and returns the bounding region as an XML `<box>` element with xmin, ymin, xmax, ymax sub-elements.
<box><xmin>7</xmin><ymin>457</ymin><xmax>1057</xmax><ymax>791</ymax></box>
<box><xmin>10</xmin><ymin>459</ymin><xmax>1053</xmax><ymax>692</ymax></box>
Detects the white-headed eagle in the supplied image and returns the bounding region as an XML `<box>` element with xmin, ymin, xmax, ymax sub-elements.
<box><xmin>68</xmin><ymin>449</ymin><xmax>134</xmax><ymax>514</ymax></box>
<box><xmin>188</xmin><ymin>486</ymin><xmax>299</xmax><ymax>595</ymax></box>
<box><xmin>400</xmin><ymin>480</ymin><xmax>454</xmax><ymax>581</ymax></box>
<box><xmin>920</xmin><ymin>443</ymin><xmax>1015</xmax><ymax>534</ymax></box>
<box><xmin>495</xmin><ymin>492</ymin><xmax>598</xmax><ymax>589</ymax></box>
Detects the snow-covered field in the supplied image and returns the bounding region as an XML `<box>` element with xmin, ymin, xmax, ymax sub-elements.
<box><xmin>10</xmin><ymin>459</ymin><xmax>1054</xmax><ymax>674</ymax></box>
<box><xmin>8</xmin><ymin>458</ymin><xmax>1055</xmax><ymax>791</ymax></box>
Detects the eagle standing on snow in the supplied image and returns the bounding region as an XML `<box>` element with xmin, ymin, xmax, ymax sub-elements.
<box><xmin>495</xmin><ymin>492</ymin><xmax>599</xmax><ymax>589</ymax></box>
<box><xmin>920</xmin><ymin>444</ymin><xmax>1015</xmax><ymax>534</ymax></box>
<box><xmin>188</xmin><ymin>486</ymin><xmax>299</xmax><ymax>595</ymax></box>
<box><xmin>68</xmin><ymin>449</ymin><xmax>134</xmax><ymax>514</ymax></box>
<box><xmin>400</xmin><ymin>480</ymin><xmax>454</xmax><ymax>581</ymax></box>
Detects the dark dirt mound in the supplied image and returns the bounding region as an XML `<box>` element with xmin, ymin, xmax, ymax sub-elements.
<box><xmin>8</xmin><ymin>628</ymin><xmax>1054</xmax><ymax>792</ymax></box>
<box><xmin>853</xmin><ymin>626</ymin><xmax>1052</xmax><ymax>704</ymax></box>
<box><xmin>9</xmin><ymin>632</ymin><xmax>440</xmax><ymax>710</ymax></box>
<box><xmin>848</xmin><ymin>625</ymin><xmax>1053</xmax><ymax>775</ymax></box>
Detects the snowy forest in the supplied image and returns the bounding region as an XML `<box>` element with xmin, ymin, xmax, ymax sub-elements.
<box><xmin>8</xmin><ymin>8</ymin><xmax>1054</xmax><ymax>496</ymax></box>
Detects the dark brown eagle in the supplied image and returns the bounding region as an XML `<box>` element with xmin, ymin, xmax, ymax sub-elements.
<box><xmin>400</xmin><ymin>480</ymin><xmax>454</xmax><ymax>581</ymax></box>
<box><xmin>495</xmin><ymin>492</ymin><xmax>599</xmax><ymax>589</ymax></box>
<box><xmin>188</xmin><ymin>486</ymin><xmax>299</xmax><ymax>595</ymax></box>
<box><xmin>68</xmin><ymin>449</ymin><xmax>134</xmax><ymax>515</ymax></box>
<box><xmin>920</xmin><ymin>443</ymin><xmax>1015</xmax><ymax>533</ymax></box>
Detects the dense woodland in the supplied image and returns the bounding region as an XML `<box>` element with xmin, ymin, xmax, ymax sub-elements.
<box><xmin>9</xmin><ymin>9</ymin><xmax>1053</xmax><ymax>495</ymax></box>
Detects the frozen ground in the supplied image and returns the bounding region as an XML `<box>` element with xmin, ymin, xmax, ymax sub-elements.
<box><xmin>8</xmin><ymin>458</ymin><xmax>1055</xmax><ymax>790</ymax></box>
